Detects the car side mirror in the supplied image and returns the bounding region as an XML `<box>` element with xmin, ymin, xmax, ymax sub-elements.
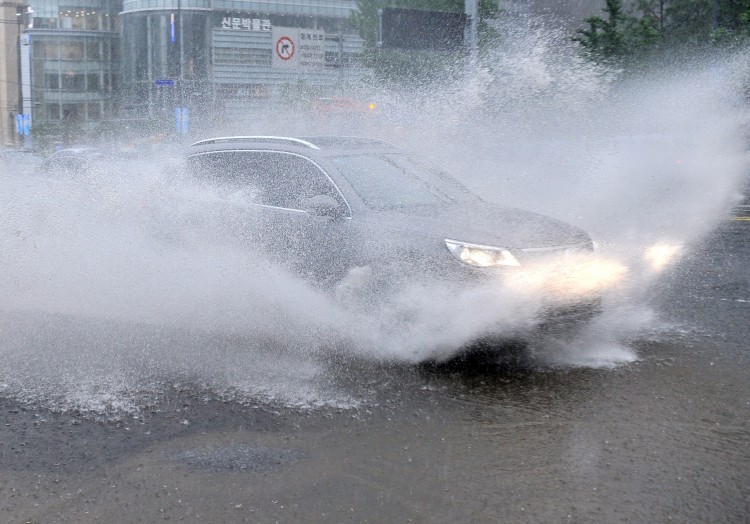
<box><xmin>302</xmin><ymin>194</ymin><xmax>345</xmax><ymax>219</ymax></box>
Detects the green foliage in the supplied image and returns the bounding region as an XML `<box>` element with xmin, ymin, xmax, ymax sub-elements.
<box><xmin>624</xmin><ymin>0</ymin><xmax>661</xmax><ymax>52</ymax></box>
<box><xmin>664</xmin><ymin>0</ymin><xmax>713</xmax><ymax>45</ymax></box>
<box><xmin>574</xmin><ymin>0</ymin><xmax>750</xmax><ymax>65</ymax></box>
<box><xmin>572</xmin><ymin>0</ymin><xmax>629</xmax><ymax>62</ymax></box>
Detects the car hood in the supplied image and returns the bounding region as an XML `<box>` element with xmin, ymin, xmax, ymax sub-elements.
<box><xmin>360</xmin><ymin>202</ymin><xmax>591</xmax><ymax>250</ymax></box>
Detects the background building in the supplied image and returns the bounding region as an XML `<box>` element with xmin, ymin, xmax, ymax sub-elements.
<box><xmin>3</xmin><ymin>1</ymin><xmax>610</xmax><ymax>145</ymax></box>
<box><xmin>19</xmin><ymin>0</ymin><xmax>120</xmax><ymax>140</ymax></box>
<box><xmin>0</xmin><ymin>0</ymin><xmax>24</xmax><ymax>146</ymax></box>
<box><xmin>119</xmin><ymin>0</ymin><xmax>366</xmax><ymax>127</ymax></box>
<box><xmin>5</xmin><ymin>0</ymin><xmax>365</xmax><ymax>144</ymax></box>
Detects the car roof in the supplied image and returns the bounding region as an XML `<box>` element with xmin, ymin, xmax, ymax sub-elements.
<box><xmin>188</xmin><ymin>135</ymin><xmax>400</xmax><ymax>156</ymax></box>
<box><xmin>52</xmin><ymin>147</ymin><xmax>101</xmax><ymax>156</ymax></box>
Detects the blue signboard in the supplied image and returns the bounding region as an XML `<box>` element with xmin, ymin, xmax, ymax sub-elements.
<box><xmin>155</xmin><ymin>79</ymin><xmax>175</xmax><ymax>87</ymax></box>
<box><xmin>175</xmin><ymin>107</ymin><xmax>190</xmax><ymax>134</ymax></box>
<box><xmin>15</xmin><ymin>114</ymin><xmax>30</xmax><ymax>136</ymax></box>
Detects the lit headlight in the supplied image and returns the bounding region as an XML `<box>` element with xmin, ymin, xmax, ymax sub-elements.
<box><xmin>643</xmin><ymin>242</ymin><xmax>682</xmax><ymax>271</ymax></box>
<box><xmin>445</xmin><ymin>239</ymin><xmax>521</xmax><ymax>267</ymax></box>
<box><xmin>505</xmin><ymin>257</ymin><xmax>628</xmax><ymax>297</ymax></box>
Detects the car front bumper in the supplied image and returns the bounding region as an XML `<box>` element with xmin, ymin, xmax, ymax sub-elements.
<box><xmin>536</xmin><ymin>297</ymin><xmax>603</xmax><ymax>331</ymax></box>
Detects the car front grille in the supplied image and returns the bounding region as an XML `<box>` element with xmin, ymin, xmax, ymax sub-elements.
<box><xmin>518</xmin><ymin>241</ymin><xmax>594</xmax><ymax>263</ymax></box>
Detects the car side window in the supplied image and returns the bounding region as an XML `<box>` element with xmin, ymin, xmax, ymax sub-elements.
<box><xmin>253</xmin><ymin>152</ymin><xmax>339</xmax><ymax>209</ymax></box>
<box><xmin>189</xmin><ymin>150</ymin><xmax>342</xmax><ymax>210</ymax></box>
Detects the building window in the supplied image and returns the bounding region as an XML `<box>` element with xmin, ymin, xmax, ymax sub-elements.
<box><xmin>111</xmin><ymin>41</ymin><xmax>120</xmax><ymax>63</ymax></box>
<box><xmin>62</xmin><ymin>103</ymin><xmax>84</xmax><ymax>121</ymax></box>
<box><xmin>60</xmin><ymin>8</ymin><xmax>86</xmax><ymax>30</ymax></box>
<box><xmin>46</xmin><ymin>103</ymin><xmax>61</xmax><ymax>120</ymax></box>
<box><xmin>62</xmin><ymin>72</ymin><xmax>86</xmax><ymax>90</ymax></box>
<box><xmin>86</xmin><ymin>12</ymin><xmax>100</xmax><ymax>31</ymax></box>
<box><xmin>59</xmin><ymin>42</ymin><xmax>84</xmax><ymax>60</ymax></box>
<box><xmin>33</xmin><ymin>17</ymin><xmax>58</xmax><ymax>29</ymax></box>
<box><xmin>87</xmin><ymin>73</ymin><xmax>100</xmax><ymax>91</ymax></box>
<box><xmin>33</xmin><ymin>41</ymin><xmax>59</xmax><ymax>59</ymax></box>
<box><xmin>45</xmin><ymin>72</ymin><xmax>60</xmax><ymax>89</ymax></box>
<box><xmin>86</xmin><ymin>41</ymin><xmax>101</xmax><ymax>61</ymax></box>
<box><xmin>87</xmin><ymin>102</ymin><xmax>101</xmax><ymax>120</ymax></box>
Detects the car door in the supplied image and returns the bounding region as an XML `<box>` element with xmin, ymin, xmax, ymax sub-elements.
<box><xmin>188</xmin><ymin>149</ymin><xmax>354</xmax><ymax>287</ymax></box>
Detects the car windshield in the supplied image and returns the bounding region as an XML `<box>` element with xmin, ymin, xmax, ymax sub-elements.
<box><xmin>331</xmin><ymin>153</ymin><xmax>478</xmax><ymax>209</ymax></box>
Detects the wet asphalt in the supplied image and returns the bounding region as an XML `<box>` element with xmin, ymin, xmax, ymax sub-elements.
<box><xmin>0</xmin><ymin>220</ymin><xmax>748</xmax><ymax>523</ymax></box>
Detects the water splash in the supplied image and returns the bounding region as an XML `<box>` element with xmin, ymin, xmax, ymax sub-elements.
<box><xmin>1</xmin><ymin>12</ymin><xmax>748</xmax><ymax>415</ymax></box>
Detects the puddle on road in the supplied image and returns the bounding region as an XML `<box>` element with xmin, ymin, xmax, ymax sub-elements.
<box><xmin>171</xmin><ymin>445</ymin><xmax>302</xmax><ymax>473</ymax></box>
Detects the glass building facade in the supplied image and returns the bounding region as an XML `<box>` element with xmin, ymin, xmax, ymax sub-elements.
<box><xmin>17</xmin><ymin>0</ymin><xmax>365</xmax><ymax>132</ymax></box>
<box><xmin>22</xmin><ymin>0</ymin><xmax>121</xmax><ymax>127</ymax></box>
<box><xmin>119</xmin><ymin>0</ymin><xmax>365</xmax><ymax>118</ymax></box>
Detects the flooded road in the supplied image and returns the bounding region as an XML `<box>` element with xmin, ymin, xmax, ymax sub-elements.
<box><xmin>0</xmin><ymin>220</ymin><xmax>747</xmax><ymax>523</ymax></box>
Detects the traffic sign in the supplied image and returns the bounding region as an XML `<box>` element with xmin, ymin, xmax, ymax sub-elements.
<box><xmin>275</xmin><ymin>36</ymin><xmax>295</xmax><ymax>61</ymax></box>
<box><xmin>15</xmin><ymin>114</ymin><xmax>30</xmax><ymax>136</ymax></box>
<box><xmin>271</xmin><ymin>27</ymin><xmax>325</xmax><ymax>69</ymax></box>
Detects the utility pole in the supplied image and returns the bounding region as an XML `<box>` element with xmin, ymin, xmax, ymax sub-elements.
<box><xmin>712</xmin><ymin>0</ymin><xmax>719</xmax><ymax>30</ymax></box>
<box><xmin>464</xmin><ymin>0</ymin><xmax>478</xmax><ymax>84</ymax></box>
<box><xmin>465</xmin><ymin>0</ymin><xmax>478</xmax><ymax>58</ymax></box>
<box><xmin>659</xmin><ymin>0</ymin><xmax>664</xmax><ymax>31</ymax></box>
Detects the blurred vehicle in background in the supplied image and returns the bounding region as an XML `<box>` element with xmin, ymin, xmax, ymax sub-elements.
<box><xmin>311</xmin><ymin>97</ymin><xmax>379</xmax><ymax>135</ymax></box>
<box><xmin>0</xmin><ymin>148</ymin><xmax>43</xmax><ymax>177</ymax></box>
<box><xmin>40</xmin><ymin>147</ymin><xmax>107</xmax><ymax>178</ymax></box>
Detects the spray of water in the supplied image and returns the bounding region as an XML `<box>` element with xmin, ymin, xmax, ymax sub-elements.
<box><xmin>1</xmin><ymin>12</ymin><xmax>748</xmax><ymax>415</ymax></box>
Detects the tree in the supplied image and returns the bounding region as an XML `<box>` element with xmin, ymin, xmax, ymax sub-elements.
<box><xmin>664</xmin><ymin>0</ymin><xmax>713</xmax><ymax>45</ymax></box>
<box><xmin>624</xmin><ymin>0</ymin><xmax>662</xmax><ymax>53</ymax></box>
<box><xmin>573</xmin><ymin>0</ymin><xmax>750</xmax><ymax>65</ymax></box>
<box><xmin>572</xmin><ymin>0</ymin><xmax>629</xmax><ymax>62</ymax></box>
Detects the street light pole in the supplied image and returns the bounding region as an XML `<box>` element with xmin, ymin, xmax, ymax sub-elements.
<box><xmin>712</xmin><ymin>0</ymin><xmax>719</xmax><ymax>30</ymax></box>
<box><xmin>465</xmin><ymin>0</ymin><xmax>478</xmax><ymax>53</ymax></box>
<box><xmin>376</xmin><ymin>8</ymin><xmax>382</xmax><ymax>49</ymax></box>
<box><xmin>464</xmin><ymin>0</ymin><xmax>478</xmax><ymax>83</ymax></box>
